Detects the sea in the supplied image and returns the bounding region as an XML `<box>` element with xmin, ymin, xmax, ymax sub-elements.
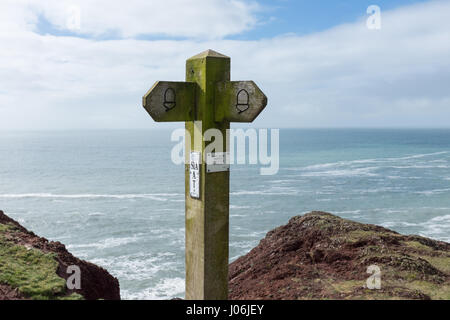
<box><xmin>0</xmin><ymin>128</ymin><xmax>449</xmax><ymax>299</ymax></box>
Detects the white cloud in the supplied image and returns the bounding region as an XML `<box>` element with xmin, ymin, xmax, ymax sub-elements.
<box><xmin>6</xmin><ymin>0</ymin><xmax>260</xmax><ymax>39</ymax></box>
<box><xmin>0</xmin><ymin>0</ymin><xmax>449</xmax><ymax>129</ymax></box>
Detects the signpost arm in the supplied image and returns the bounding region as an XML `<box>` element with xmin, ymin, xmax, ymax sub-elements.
<box><xmin>184</xmin><ymin>50</ymin><xmax>231</xmax><ymax>300</ymax></box>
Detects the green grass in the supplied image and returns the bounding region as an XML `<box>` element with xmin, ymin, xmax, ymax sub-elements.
<box><xmin>405</xmin><ymin>280</ymin><xmax>450</xmax><ymax>300</ymax></box>
<box><xmin>0</xmin><ymin>223</ymin><xmax>12</xmax><ymax>233</ymax></box>
<box><xmin>331</xmin><ymin>280</ymin><xmax>364</xmax><ymax>294</ymax></box>
<box><xmin>0</xmin><ymin>223</ymin><xmax>83</xmax><ymax>300</ymax></box>
<box><xmin>404</xmin><ymin>240</ymin><xmax>434</xmax><ymax>251</ymax></box>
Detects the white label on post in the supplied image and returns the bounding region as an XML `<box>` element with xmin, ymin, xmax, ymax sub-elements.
<box><xmin>189</xmin><ymin>151</ymin><xmax>200</xmax><ymax>199</ymax></box>
<box><xmin>206</xmin><ymin>152</ymin><xmax>230</xmax><ymax>173</ymax></box>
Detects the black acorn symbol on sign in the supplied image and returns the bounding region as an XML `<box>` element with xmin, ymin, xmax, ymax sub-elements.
<box><xmin>236</xmin><ymin>89</ymin><xmax>250</xmax><ymax>114</ymax></box>
<box><xmin>163</xmin><ymin>88</ymin><xmax>176</xmax><ymax>111</ymax></box>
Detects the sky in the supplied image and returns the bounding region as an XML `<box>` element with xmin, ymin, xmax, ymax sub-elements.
<box><xmin>0</xmin><ymin>0</ymin><xmax>449</xmax><ymax>130</ymax></box>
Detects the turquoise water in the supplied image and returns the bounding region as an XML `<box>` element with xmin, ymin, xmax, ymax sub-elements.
<box><xmin>0</xmin><ymin>129</ymin><xmax>449</xmax><ymax>299</ymax></box>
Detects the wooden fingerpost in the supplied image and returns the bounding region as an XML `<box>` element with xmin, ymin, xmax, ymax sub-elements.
<box><xmin>142</xmin><ymin>49</ymin><xmax>267</xmax><ymax>300</ymax></box>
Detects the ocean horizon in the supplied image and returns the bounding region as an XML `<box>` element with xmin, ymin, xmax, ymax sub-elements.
<box><xmin>1</xmin><ymin>128</ymin><xmax>449</xmax><ymax>299</ymax></box>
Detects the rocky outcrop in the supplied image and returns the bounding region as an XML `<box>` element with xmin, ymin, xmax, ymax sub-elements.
<box><xmin>0</xmin><ymin>210</ymin><xmax>120</xmax><ymax>300</ymax></box>
<box><xmin>229</xmin><ymin>211</ymin><xmax>450</xmax><ymax>300</ymax></box>
<box><xmin>3</xmin><ymin>209</ymin><xmax>449</xmax><ymax>300</ymax></box>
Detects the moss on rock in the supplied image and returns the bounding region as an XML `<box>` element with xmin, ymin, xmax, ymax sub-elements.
<box><xmin>0</xmin><ymin>210</ymin><xmax>120</xmax><ymax>300</ymax></box>
<box><xmin>229</xmin><ymin>211</ymin><xmax>450</xmax><ymax>300</ymax></box>
<box><xmin>0</xmin><ymin>222</ymin><xmax>81</xmax><ymax>300</ymax></box>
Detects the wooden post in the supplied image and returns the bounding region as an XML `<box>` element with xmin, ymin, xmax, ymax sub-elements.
<box><xmin>185</xmin><ymin>50</ymin><xmax>231</xmax><ymax>300</ymax></box>
<box><xmin>142</xmin><ymin>49</ymin><xmax>267</xmax><ymax>300</ymax></box>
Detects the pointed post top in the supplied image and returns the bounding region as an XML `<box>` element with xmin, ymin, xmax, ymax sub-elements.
<box><xmin>188</xmin><ymin>49</ymin><xmax>230</xmax><ymax>60</ymax></box>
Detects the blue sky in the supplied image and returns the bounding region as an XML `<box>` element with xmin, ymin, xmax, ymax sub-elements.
<box><xmin>230</xmin><ymin>0</ymin><xmax>429</xmax><ymax>40</ymax></box>
<box><xmin>35</xmin><ymin>0</ymin><xmax>429</xmax><ymax>40</ymax></box>
<box><xmin>0</xmin><ymin>0</ymin><xmax>449</xmax><ymax>129</ymax></box>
